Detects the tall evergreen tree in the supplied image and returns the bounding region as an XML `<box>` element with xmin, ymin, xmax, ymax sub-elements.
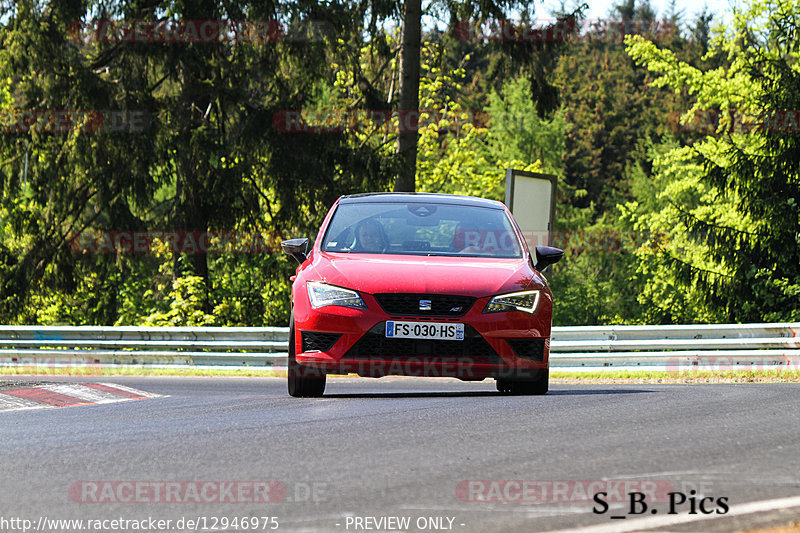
<box><xmin>626</xmin><ymin>0</ymin><xmax>800</xmax><ymax>321</ymax></box>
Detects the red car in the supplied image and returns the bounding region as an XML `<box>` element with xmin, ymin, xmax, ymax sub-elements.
<box><xmin>281</xmin><ymin>193</ymin><xmax>563</xmax><ymax>397</ymax></box>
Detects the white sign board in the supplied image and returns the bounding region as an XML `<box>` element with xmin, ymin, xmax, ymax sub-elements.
<box><xmin>504</xmin><ymin>170</ymin><xmax>557</xmax><ymax>249</ymax></box>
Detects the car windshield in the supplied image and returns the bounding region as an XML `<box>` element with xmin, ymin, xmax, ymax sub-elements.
<box><xmin>321</xmin><ymin>201</ymin><xmax>524</xmax><ymax>258</ymax></box>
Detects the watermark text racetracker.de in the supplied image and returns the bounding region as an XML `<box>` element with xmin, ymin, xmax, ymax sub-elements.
<box><xmin>0</xmin><ymin>356</ymin><xmax>100</xmax><ymax>369</ymax></box>
<box><xmin>454</xmin><ymin>18</ymin><xmax>676</xmax><ymax>43</ymax></box>
<box><xmin>69</xmin><ymin>481</ymin><xmax>286</xmax><ymax>504</ymax></box>
<box><xmin>68</xmin><ymin>18</ymin><xmax>334</xmax><ymax>44</ymax></box>
<box><xmin>67</xmin><ymin>228</ymin><xmax>665</xmax><ymax>256</ymax></box>
<box><xmin>67</xmin><ymin>230</ymin><xmax>284</xmax><ymax>254</ymax></box>
<box><xmin>457</xmin><ymin>479</ymin><xmax>675</xmax><ymax>504</ymax></box>
<box><xmin>457</xmin><ymin>479</ymin><xmax>730</xmax><ymax>519</ymax></box>
<box><xmin>1</xmin><ymin>109</ymin><xmax>149</xmax><ymax>134</ymax></box>
<box><xmin>69</xmin><ymin>480</ymin><xmax>327</xmax><ymax>504</ymax></box>
<box><xmin>0</xmin><ymin>515</ymin><xmax>279</xmax><ymax>532</ymax></box>
<box><xmin>670</xmin><ymin>109</ymin><xmax>800</xmax><ymax>135</ymax></box>
<box><xmin>665</xmin><ymin>356</ymin><xmax>800</xmax><ymax>372</ymax></box>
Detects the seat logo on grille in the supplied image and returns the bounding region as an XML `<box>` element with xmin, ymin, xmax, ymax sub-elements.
<box><xmin>419</xmin><ymin>299</ymin><xmax>432</xmax><ymax>311</ymax></box>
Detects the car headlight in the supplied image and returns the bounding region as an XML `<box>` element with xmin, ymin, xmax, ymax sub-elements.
<box><xmin>483</xmin><ymin>290</ymin><xmax>540</xmax><ymax>314</ymax></box>
<box><xmin>307</xmin><ymin>281</ymin><xmax>367</xmax><ymax>310</ymax></box>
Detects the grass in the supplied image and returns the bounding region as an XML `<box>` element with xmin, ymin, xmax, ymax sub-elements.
<box><xmin>550</xmin><ymin>369</ymin><xmax>800</xmax><ymax>383</ymax></box>
<box><xmin>2</xmin><ymin>366</ymin><xmax>800</xmax><ymax>383</ymax></box>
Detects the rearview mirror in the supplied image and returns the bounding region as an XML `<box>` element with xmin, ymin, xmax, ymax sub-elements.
<box><xmin>281</xmin><ymin>238</ymin><xmax>309</xmax><ymax>264</ymax></box>
<box><xmin>534</xmin><ymin>246</ymin><xmax>564</xmax><ymax>272</ymax></box>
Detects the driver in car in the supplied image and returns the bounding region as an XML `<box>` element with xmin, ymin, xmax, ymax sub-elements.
<box><xmin>354</xmin><ymin>219</ymin><xmax>388</xmax><ymax>252</ymax></box>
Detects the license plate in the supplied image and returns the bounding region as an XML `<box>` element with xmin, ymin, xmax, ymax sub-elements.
<box><xmin>385</xmin><ymin>321</ymin><xmax>464</xmax><ymax>341</ymax></box>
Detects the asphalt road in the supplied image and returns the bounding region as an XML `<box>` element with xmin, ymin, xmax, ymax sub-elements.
<box><xmin>1</xmin><ymin>376</ymin><xmax>799</xmax><ymax>533</ymax></box>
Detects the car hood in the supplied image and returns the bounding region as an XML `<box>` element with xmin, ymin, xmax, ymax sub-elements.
<box><xmin>310</xmin><ymin>251</ymin><xmax>539</xmax><ymax>297</ymax></box>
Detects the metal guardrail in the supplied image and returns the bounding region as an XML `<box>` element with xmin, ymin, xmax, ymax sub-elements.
<box><xmin>0</xmin><ymin>326</ymin><xmax>289</xmax><ymax>367</ymax></box>
<box><xmin>550</xmin><ymin>323</ymin><xmax>800</xmax><ymax>371</ymax></box>
<box><xmin>1</xmin><ymin>323</ymin><xmax>799</xmax><ymax>371</ymax></box>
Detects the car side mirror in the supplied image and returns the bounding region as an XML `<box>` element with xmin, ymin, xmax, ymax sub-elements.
<box><xmin>281</xmin><ymin>238</ymin><xmax>309</xmax><ymax>264</ymax></box>
<box><xmin>534</xmin><ymin>246</ymin><xmax>564</xmax><ymax>271</ymax></box>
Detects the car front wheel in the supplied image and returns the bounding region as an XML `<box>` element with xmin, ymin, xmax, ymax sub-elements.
<box><xmin>287</xmin><ymin>315</ymin><xmax>326</xmax><ymax>398</ymax></box>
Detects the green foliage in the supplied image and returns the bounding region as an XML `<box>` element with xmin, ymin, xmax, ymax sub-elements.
<box><xmin>142</xmin><ymin>276</ymin><xmax>217</xmax><ymax>327</ymax></box>
<box><xmin>548</xmin><ymin>211</ymin><xmax>648</xmax><ymax>326</ymax></box>
<box><xmin>556</xmin><ymin>34</ymin><xmax>682</xmax><ymax>215</ymax></box>
<box><xmin>625</xmin><ymin>0</ymin><xmax>800</xmax><ymax>322</ymax></box>
<box><xmin>4</xmin><ymin>0</ymin><xmax>794</xmax><ymax>328</ymax></box>
<box><xmin>415</xmin><ymin>43</ymin><xmax>543</xmax><ymax>200</ymax></box>
<box><xmin>620</xmin><ymin>142</ymin><xmax>732</xmax><ymax>323</ymax></box>
<box><xmin>486</xmin><ymin>77</ymin><xmax>566</xmax><ymax>176</ymax></box>
<box><xmin>0</xmin><ymin>0</ymin><xmax>396</xmax><ymax>325</ymax></box>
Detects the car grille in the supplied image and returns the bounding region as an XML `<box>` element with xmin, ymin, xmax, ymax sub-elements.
<box><xmin>506</xmin><ymin>338</ymin><xmax>546</xmax><ymax>361</ymax></box>
<box><xmin>374</xmin><ymin>293</ymin><xmax>476</xmax><ymax>317</ymax></box>
<box><xmin>343</xmin><ymin>323</ymin><xmax>502</xmax><ymax>364</ymax></box>
<box><xmin>301</xmin><ymin>331</ymin><xmax>342</xmax><ymax>352</ymax></box>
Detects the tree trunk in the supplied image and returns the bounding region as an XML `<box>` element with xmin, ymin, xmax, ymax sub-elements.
<box><xmin>394</xmin><ymin>0</ymin><xmax>422</xmax><ymax>192</ymax></box>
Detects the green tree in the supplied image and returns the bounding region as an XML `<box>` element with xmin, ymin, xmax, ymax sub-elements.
<box><xmin>413</xmin><ymin>44</ymin><xmax>542</xmax><ymax>199</ymax></box>
<box><xmin>0</xmin><ymin>0</ymin><xmax>398</xmax><ymax>325</ymax></box>
<box><xmin>485</xmin><ymin>76</ymin><xmax>566</xmax><ymax>176</ymax></box>
<box><xmin>625</xmin><ymin>0</ymin><xmax>800</xmax><ymax>322</ymax></box>
<box><xmin>392</xmin><ymin>1</ymin><xmax>584</xmax><ymax>191</ymax></box>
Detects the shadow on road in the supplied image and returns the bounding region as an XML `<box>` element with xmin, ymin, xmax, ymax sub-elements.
<box><xmin>324</xmin><ymin>388</ymin><xmax>655</xmax><ymax>399</ymax></box>
<box><xmin>546</xmin><ymin>388</ymin><xmax>655</xmax><ymax>395</ymax></box>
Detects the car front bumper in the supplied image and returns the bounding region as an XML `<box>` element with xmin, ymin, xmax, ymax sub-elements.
<box><xmin>293</xmin><ymin>293</ymin><xmax>551</xmax><ymax>380</ymax></box>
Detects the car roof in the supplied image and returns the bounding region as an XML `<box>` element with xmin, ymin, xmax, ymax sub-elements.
<box><xmin>339</xmin><ymin>192</ymin><xmax>506</xmax><ymax>209</ymax></box>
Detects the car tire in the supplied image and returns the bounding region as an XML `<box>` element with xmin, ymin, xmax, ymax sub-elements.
<box><xmin>287</xmin><ymin>314</ymin><xmax>326</xmax><ymax>398</ymax></box>
<box><xmin>496</xmin><ymin>369</ymin><xmax>548</xmax><ymax>396</ymax></box>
